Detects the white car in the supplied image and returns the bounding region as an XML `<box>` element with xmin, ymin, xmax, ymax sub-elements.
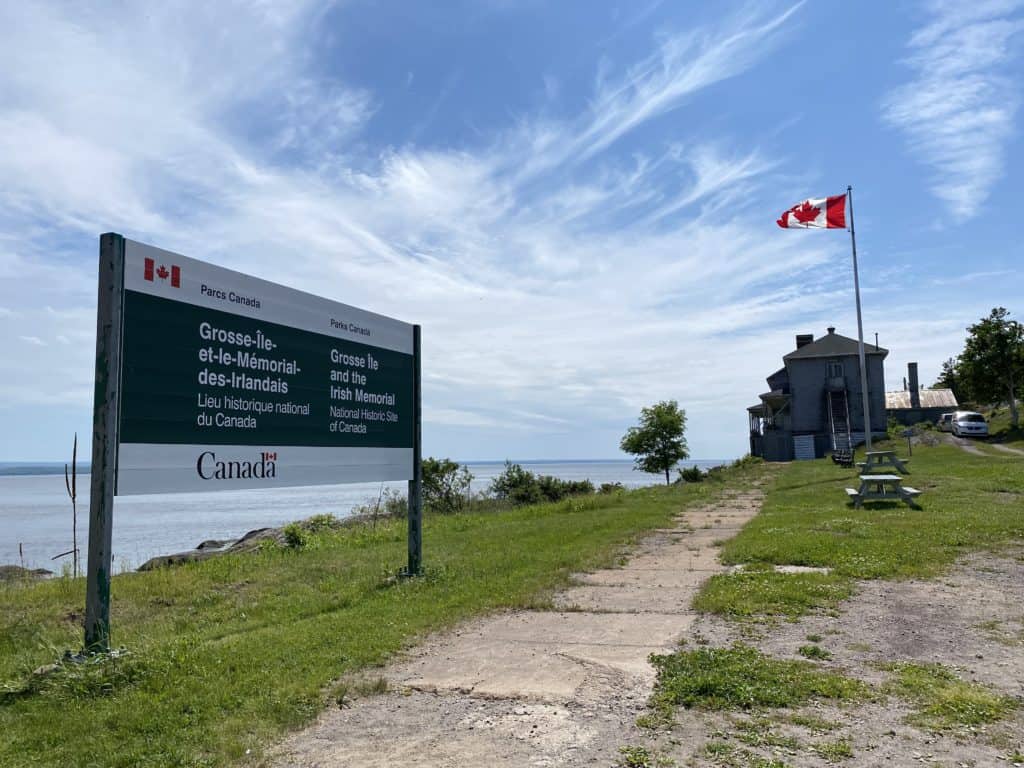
<box><xmin>937</xmin><ymin>413</ymin><xmax>954</xmax><ymax>432</ymax></box>
<box><xmin>951</xmin><ymin>411</ymin><xmax>988</xmax><ymax>437</ymax></box>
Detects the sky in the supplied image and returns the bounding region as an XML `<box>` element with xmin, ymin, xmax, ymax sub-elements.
<box><xmin>1</xmin><ymin>0</ymin><xmax>1023</xmax><ymax>462</ymax></box>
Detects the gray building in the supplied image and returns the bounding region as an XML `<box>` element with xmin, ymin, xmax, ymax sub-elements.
<box><xmin>886</xmin><ymin>362</ymin><xmax>958</xmax><ymax>426</ymax></box>
<box><xmin>748</xmin><ymin>327</ymin><xmax>888</xmax><ymax>461</ymax></box>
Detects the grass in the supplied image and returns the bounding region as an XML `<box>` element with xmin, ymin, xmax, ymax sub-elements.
<box><xmin>812</xmin><ymin>738</ymin><xmax>853</xmax><ymax>762</ymax></box>
<box><xmin>701</xmin><ymin>741</ymin><xmax>790</xmax><ymax>768</ymax></box>
<box><xmin>983</xmin><ymin>406</ymin><xmax>1024</xmax><ymax>448</ymax></box>
<box><xmin>616</xmin><ymin>744</ymin><xmax>676</xmax><ymax>768</ymax></box>
<box><xmin>648</xmin><ymin>644</ymin><xmax>868</xmax><ymax>718</ymax></box>
<box><xmin>881</xmin><ymin>662</ymin><xmax>1018</xmax><ymax>730</ymax></box>
<box><xmin>694</xmin><ymin>571</ymin><xmax>852</xmax><ymax>620</ymax></box>
<box><xmin>697</xmin><ymin>442</ymin><xmax>1024</xmax><ymax>620</ymax></box>
<box><xmin>732</xmin><ymin>718</ymin><xmax>799</xmax><ymax>749</ymax></box>
<box><xmin>0</xmin><ymin>464</ymin><xmax>765</xmax><ymax>768</ymax></box>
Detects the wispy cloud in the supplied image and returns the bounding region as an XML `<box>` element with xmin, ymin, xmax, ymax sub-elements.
<box><xmin>930</xmin><ymin>268</ymin><xmax>1018</xmax><ymax>285</ymax></box>
<box><xmin>882</xmin><ymin>0</ymin><xmax>1024</xmax><ymax>220</ymax></box>
<box><xmin>5</xmin><ymin>0</ymin><xmax>972</xmax><ymax>459</ymax></box>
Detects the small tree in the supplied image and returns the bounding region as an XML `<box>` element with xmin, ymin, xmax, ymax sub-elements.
<box><xmin>959</xmin><ymin>307</ymin><xmax>1024</xmax><ymax>427</ymax></box>
<box><xmin>934</xmin><ymin>357</ymin><xmax>970</xmax><ymax>404</ymax></box>
<box><xmin>422</xmin><ymin>457</ymin><xmax>473</xmax><ymax>514</ymax></box>
<box><xmin>620</xmin><ymin>400</ymin><xmax>689</xmax><ymax>485</ymax></box>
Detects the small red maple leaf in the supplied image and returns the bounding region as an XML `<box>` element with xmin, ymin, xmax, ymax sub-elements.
<box><xmin>156</xmin><ymin>265</ymin><xmax>169</xmax><ymax>280</ymax></box>
<box><xmin>791</xmin><ymin>201</ymin><xmax>820</xmax><ymax>224</ymax></box>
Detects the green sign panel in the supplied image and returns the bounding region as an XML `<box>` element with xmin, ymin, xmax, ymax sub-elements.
<box><xmin>114</xmin><ymin>239</ymin><xmax>417</xmax><ymax>494</ymax></box>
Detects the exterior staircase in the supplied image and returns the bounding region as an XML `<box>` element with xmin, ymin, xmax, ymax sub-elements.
<box><xmin>827</xmin><ymin>389</ymin><xmax>852</xmax><ymax>453</ymax></box>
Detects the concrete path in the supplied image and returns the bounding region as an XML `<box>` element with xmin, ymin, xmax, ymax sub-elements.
<box><xmin>271</xmin><ymin>482</ymin><xmax>767</xmax><ymax>768</ymax></box>
<box><xmin>949</xmin><ymin>435</ymin><xmax>988</xmax><ymax>456</ymax></box>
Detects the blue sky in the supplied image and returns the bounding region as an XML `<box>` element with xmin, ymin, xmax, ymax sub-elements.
<box><xmin>1</xmin><ymin>0</ymin><xmax>1022</xmax><ymax>462</ymax></box>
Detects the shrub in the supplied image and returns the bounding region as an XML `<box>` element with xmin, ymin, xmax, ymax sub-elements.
<box><xmin>282</xmin><ymin>523</ymin><xmax>308</xmax><ymax>549</ymax></box>
<box><xmin>729</xmin><ymin>454</ymin><xmax>763</xmax><ymax>470</ymax></box>
<box><xmin>538</xmin><ymin>475</ymin><xmax>594</xmax><ymax>501</ymax></box>
<box><xmin>489</xmin><ymin>462</ymin><xmax>594</xmax><ymax>506</ymax></box>
<box><xmin>490</xmin><ymin>462</ymin><xmax>545</xmax><ymax>505</ymax></box>
<box><xmin>422</xmin><ymin>457</ymin><xmax>473</xmax><ymax>514</ymax></box>
<box><xmin>678</xmin><ymin>466</ymin><xmax>704</xmax><ymax>483</ymax></box>
<box><xmin>599</xmin><ymin>482</ymin><xmax>625</xmax><ymax>494</ymax></box>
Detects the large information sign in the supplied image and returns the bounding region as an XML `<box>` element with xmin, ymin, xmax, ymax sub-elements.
<box><xmin>84</xmin><ymin>233</ymin><xmax>422</xmax><ymax>650</ymax></box>
<box><xmin>115</xmin><ymin>239</ymin><xmax>416</xmax><ymax>494</ymax></box>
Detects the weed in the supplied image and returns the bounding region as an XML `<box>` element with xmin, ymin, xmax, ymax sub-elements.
<box><xmin>648</xmin><ymin>644</ymin><xmax>868</xmax><ymax>717</ymax></box>
<box><xmin>703</xmin><ymin>740</ymin><xmax>736</xmax><ymax>759</ymax></box>
<box><xmin>797</xmin><ymin>645</ymin><xmax>832</xmax><ymax>661</ymax></box>
<box><xmin>805</xmin><ymin>633</ymin><xmax>823</xmax><ymax>643</ymax></box>
<box><xmin>881</xmin><ymin>662</ymin><xmax>1017</xmax><ymax>729</ymax></box>
<box><xmin>617</xmin><ymin>744</ymin><xmax>675</xmax><ymax>767</ymax></box>
<box><xmin>783</xmin><ymin>712</ymin><xmax>840</xmax><ymax>732</ymax></box>
<box><xmin>813</xmin><ymin>738</ymin><xmax>853</xmax><ymax>761</ymax></box>
<box><xmin>732</xmin><ymin>718</ymin><xmax>799</xmax><ymax>749</ymax></box>
<box><xmin>330</xmin><ymin>675</ymin><xmax>388</xmax><ymax>709</ymax></box>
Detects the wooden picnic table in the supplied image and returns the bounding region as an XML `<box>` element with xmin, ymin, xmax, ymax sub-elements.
<box><xmin>856</xmin><ymin>450</ymin><xmax>910</xmax><ymax>475</ymax></box>
<box><xmin>845</xmin><ymin>473</ymin><xmax>921</xmax><ymax>508</ymax></box>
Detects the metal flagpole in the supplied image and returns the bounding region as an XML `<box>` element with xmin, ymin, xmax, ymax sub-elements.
<box><xmin>847</xmin><ymin>185</ymin><xmax>873</xmax><ymax>452</ymax></box>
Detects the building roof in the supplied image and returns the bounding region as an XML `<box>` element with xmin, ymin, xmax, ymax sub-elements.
<box><xmin>783</xmin><ymin>328</ymin><xmax>888</xmax><ymax>361</ymax></box>
<box><xmin>885</xmin><ymin>388</ymin><xmax>958</xmax><ymax>410</ymax></box>
<box><xmin>759</xmin><ymin>389</ymin><xmax>790</xmax><ymax>408</ymax></box>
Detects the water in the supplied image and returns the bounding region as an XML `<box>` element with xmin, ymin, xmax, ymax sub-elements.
<box><xmin>0</xmin><ymin>459</ymin><xmax>726</xmax><ymax>572</ymax></box>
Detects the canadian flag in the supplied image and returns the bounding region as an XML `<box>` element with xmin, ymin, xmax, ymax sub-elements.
<box><xmin>776</xmin><ymin>194</ymin><xmax>846</xmax><ymax>229</ymax></box>
<box><xmin>144</xmin><ymin>257</ymin><xmax>181</xmax><ymax>288</ymax></box>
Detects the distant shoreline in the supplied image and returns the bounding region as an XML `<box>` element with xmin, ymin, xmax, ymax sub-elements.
<box><xmin>0</xmin><ymin>463</ymin><xmax>86</xmax><ymax>476</ymax></box>
<box><xmin>0</xmin><ymin>457</ymin><xmax>731</xmax><ymax>477</ymax></box>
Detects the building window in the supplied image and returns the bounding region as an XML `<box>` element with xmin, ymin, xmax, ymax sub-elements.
<box><xmin>827</xmin><ymin>361</ymin><xmax>844</xmax><ymax>378</ymax></box>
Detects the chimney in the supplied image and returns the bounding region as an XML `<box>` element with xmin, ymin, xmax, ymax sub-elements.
<box><xmin>908</xmin><ymin>362</ymin><xmax>920</xmax><ymax>408</ymax></box>
<box><xmin>903</xmin><ymin>377</ymin><xmax>907</xmax><ymax>392</ymax></box>
<box><xmin>796</xmin><ymin>333</ymin><xmax>814</xmax><ymax>349</ymax></box>
<box><xmin>827</xmin><ymin>326</ymin><xmax>836</xmax><ymax>335</ymax></box>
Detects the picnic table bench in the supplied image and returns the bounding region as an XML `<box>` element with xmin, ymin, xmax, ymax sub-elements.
<box><xmin>857</xmin><ymin>450</ymin><xmax>910</xmax><ymax>475</ymax></box>
<box><xmin>845</xmin><ymin>474</ymin><xmax>921</xmax><ymax>508</ymax></box>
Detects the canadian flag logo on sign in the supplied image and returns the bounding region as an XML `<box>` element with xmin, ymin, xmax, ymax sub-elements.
<box><xmin>143</xmin><ymin>257</ymin><xmax>181</xmax><ymax>287</ymax></box>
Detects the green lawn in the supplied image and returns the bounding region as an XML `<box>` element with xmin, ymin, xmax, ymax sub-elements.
<box><xmin>698</xmin><ymin>442</ymin><xmax>1024</xmax><ymax>619</ymax></box>
<box><xmin>645</xmin><ymin>443</ymin><xmax>1023</xmax><ymax>737</ymax></box>
<box><xmin>0</xmin><ymin>464</ymin><xmax>764</xmax><ymax>768</ymax></box>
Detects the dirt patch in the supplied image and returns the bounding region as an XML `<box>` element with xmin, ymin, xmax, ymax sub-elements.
<box><xmin>647</xmin><ymin>550</ymin><xmax>1024</xmax><ymax>767</ymax></box>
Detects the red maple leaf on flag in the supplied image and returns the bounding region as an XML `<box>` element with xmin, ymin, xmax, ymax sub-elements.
<box><xmin>791</xmin><ymin>201</ymin><xmax>820</xmax><ymax>224</ymax></box>
<box><xmin>156</xmin><ymin>265</ymin><xmax>169</xmax><ymax>280</ymax></box>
